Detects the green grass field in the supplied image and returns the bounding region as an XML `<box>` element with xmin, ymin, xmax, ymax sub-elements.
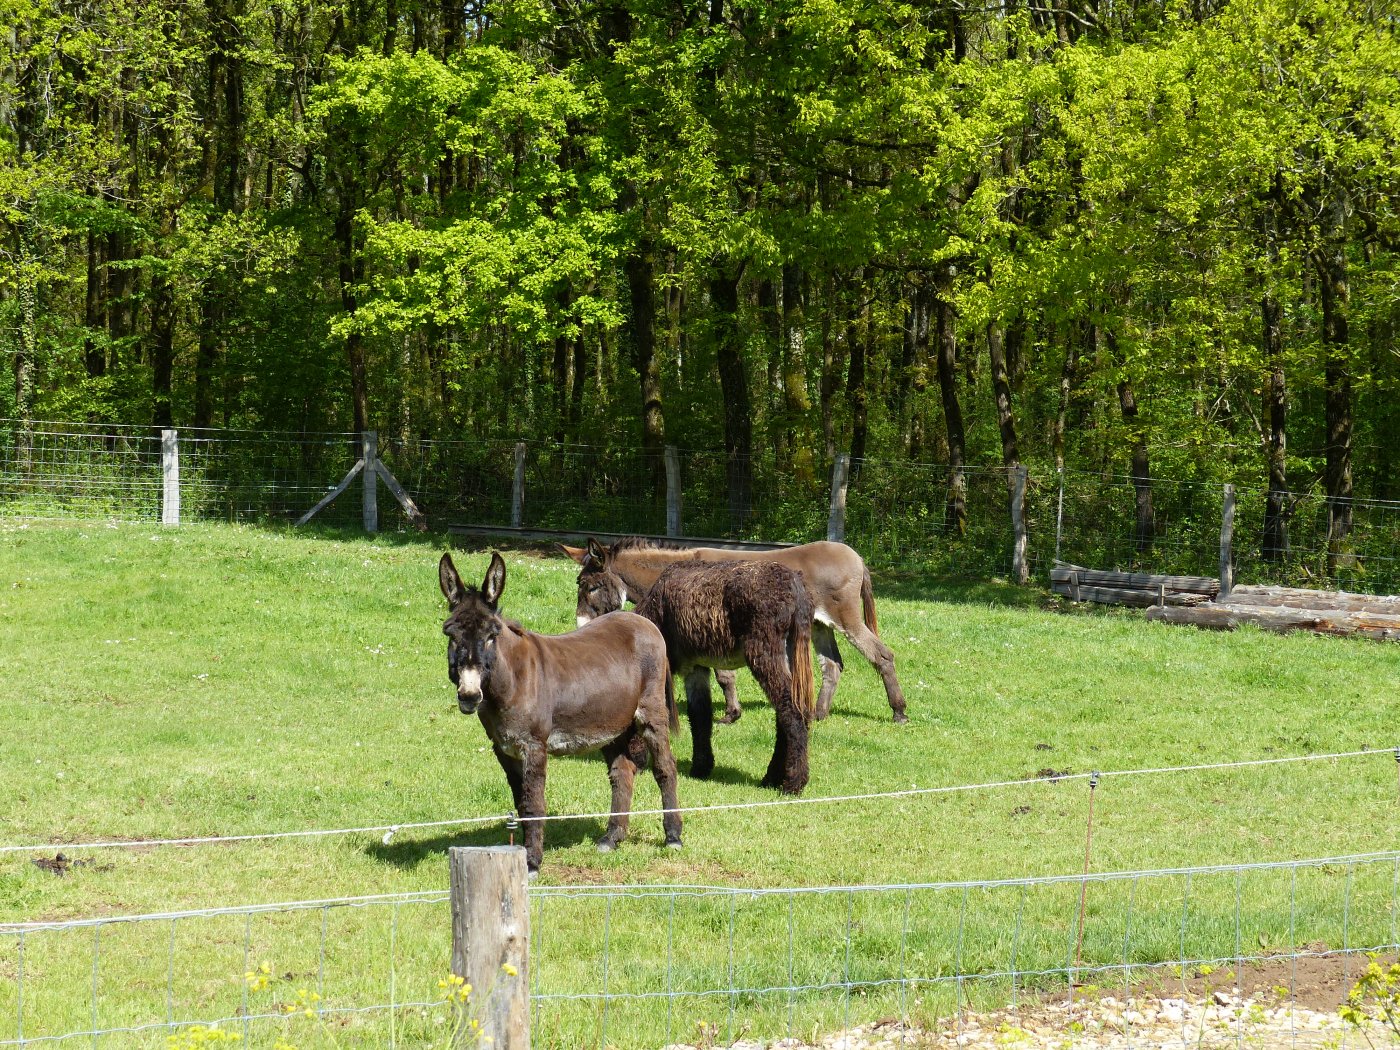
<box><xmin>2</xmin><ymin>520</ymin><xmax>1399</xmax><ymax>1047</ymax></box>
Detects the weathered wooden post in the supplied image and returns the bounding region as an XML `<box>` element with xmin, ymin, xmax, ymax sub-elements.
<box><xmin>1219</xmin><ymin>483</ymin><xmax>1235</xmax><ymax>601</ymax></box>
<box><xmin>511</xmin><ymin>442</ymin><xmax>526</xmax><ymax>529</ymax></box>
<box><xmin>664</xmin><ymin>445</ymin><xmax>681</xmax><ymax>537</ymax></box>
<box><xmin>827</xmin><ymin>452</ymin><xmax>850</xmax><ymax>543</ymax></box>
<box><xmin>449</xmin><ymin>846</ymin><xmax>530</xmax><ymax>1050</ymax></box>
<box><xmin>1011</xmin><ymin>464</ymin><xmax>1029</xmax><ymax>585</ymax></box>
<box><xmin>161</xmin><ymin>429</ymin><xmax>180</xmax><ymax>527</ymax></box>
<box><xmin>361</xmin><ymin>431</ymin><xmax>378</xmax><ymax>533</ymax></box>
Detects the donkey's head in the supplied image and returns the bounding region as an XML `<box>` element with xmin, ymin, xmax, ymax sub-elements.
<box><xmin>573</xmin><ymin>538</ymin><xmax>627</xmax><ymax>625</ymax></box>
<box><xmin>438</xmin><ymin>552</ymin><xmax>506</xmax><ymax>715</ymax></box>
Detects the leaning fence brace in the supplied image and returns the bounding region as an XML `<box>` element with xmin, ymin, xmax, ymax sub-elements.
<box><xmin>4</xmin><ymin>849</ymin><xmax>1400</xmax><ymax>1048</ymax></box>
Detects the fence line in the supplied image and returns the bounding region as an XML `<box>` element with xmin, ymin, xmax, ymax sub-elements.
<box><xmin>6</xmin><ymin>419</ymin><xmax>1400</xmax><ymax>594</ymax></box>
<box><xmin>2</xmin><ymin>746</ymin><xmax>1393</xmax><ymax>859</ymax></box>
<box><xmin>5</xmin><ymin>850</ymin><xmax>1398</xmax><ymax>1048</ymax></box>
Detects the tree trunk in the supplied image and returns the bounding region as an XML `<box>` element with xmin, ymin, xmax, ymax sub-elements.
<box><xmin>845</xmin><ymin>276</ymin><xmax>868</xmax><ymax>480</ymax></box>
<box><xmin>1111</xmin><ymin>329</ymin><xmax>1154</xmax><ymax>560</ymax></box>
<box><xmin>83</xmin><ymin>224</ymin><xmax>105</xmax><ymax>377</ymax></box>
<box><xmin>194</xmin><ymin>283</ymin><xmax>221</xmax><ymax>428</ymax></box>
<box><xmin>820</xmin><ymin>275</ymin><xmax>842</xmax><ymax>463</ymax></box>
<box><xmin>1261</xmin><ymin>286</ymin><xmax>1288</xmax><ymax>562</ymax></box>
<box><xmin>933</xmin><ymin>273</ymin><xmax>966</xmax><ymax>536</ymax></box>
<box><xmin>552</xmin><ymin>282</ymin><xmax>571</xmax><ymax>443</ymax></box>
<box><xmin>624</xmin><ymin>241</ymin><xmax>665</xmax><ymax>459</ymax></box>
<box><xmin>1053</xmin><ymin>323</ymin><xmax>1077</xmax><ymax>472</ymax></box>
<box><xmin>781</xmin><ymin>262</ymin><xmax>813</xmax><ymax>480</ymax></box>
<box><xmin>711</xmin><ymin>269</ymin><xmax>752</xmax><ymax>533</ymax></box>
<box><xmin>1317</xmin><ymin>194</ymin><xmax>1353</xmax><ymax>569</ymax></box>
<box><xmin>336</xmin><ymin>195</ymin><xmax>369</xmax><ymax>434</ymax></box>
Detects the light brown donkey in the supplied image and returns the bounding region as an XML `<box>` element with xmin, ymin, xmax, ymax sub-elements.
<box><xmin>562</xmin><ymin>537</ymin><xmax>907</xmax><ymax>724</ymax></box>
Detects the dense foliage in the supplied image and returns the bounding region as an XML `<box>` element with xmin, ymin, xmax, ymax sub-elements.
<box><xmin>2</xmin><ymin>0</ymin><xmax>1398</xmax><ymax>538</ymax></box>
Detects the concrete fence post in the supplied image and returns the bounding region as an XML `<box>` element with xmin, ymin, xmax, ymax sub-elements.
<box><xmin>827</xmin><ymin>453</ymin><xmax>850</xmax><ymax>543</ymax></box>
<box><xmin>161</xmin><ymin>429</ymin><xmax>180</xmax><ymax>526</ymax></box>
<box><xmin>449</xmin><ymin>846</ymin><xmax>530</xmax><ymax>1049</ymax></box>
<box><xmin>362</xmin><ymin>431</ymin><xmax>378</xmax><ymax>533</ymax></box>
<box><xmin>664</xmin><ymin>445</ymin><xmax>681</xmax><ymax>537</ymax></box>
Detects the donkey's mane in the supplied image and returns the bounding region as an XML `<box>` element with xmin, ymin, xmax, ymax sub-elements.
<box><xmin>610</xmin><ymin>535</ymin><xmax>687</xmax><ymax>554</ymax></box>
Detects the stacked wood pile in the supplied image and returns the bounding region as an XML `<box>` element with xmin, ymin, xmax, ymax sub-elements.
<box><xmin>1146</xmin><ymin>585</ymin><xmax>1400</xmax><ymax>642</ymax></box>
<box><xmin>1050</xmin><ymin>563</ymin><xmax>1219</xmax><ymax>607</ymax></box>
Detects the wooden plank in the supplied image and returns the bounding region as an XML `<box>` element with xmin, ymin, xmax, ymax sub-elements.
<box><xmin>1051</xmin><ymin>581</ymin><xmax>1213</xmax><ymax>608</ymax></box>
<box><xmin>1051</xmin><ymin>562</ymin><xmax>1219</xmax><ymax>595</ymax></box>
<box><xmin>1146</xmin><ymin>603</ymin><xmax>1400</xmax><ymax>641</ymax></box>
<box><xmin>1226</xmin><ymin>585</ymin><xmax>1400</xmax><ymax>614</ymax></box>
<box><xmin>447</xmin><ymin>523</ymin><xmax>796</xmax><ymax>551</ymax></box>
<box><xmin>449</xmin><ymin>846</ymin><xmax>530</xmax><ymax>1049</ymax></box>
<box><xmin>373</xmin><ymin>459</ymin><xmax>427</xmax><ymax>530</ymax></box>
<box><xmin>294</xmin><ymin>458</ymin><xmax>364</xmax><ymax>527</ymax></box>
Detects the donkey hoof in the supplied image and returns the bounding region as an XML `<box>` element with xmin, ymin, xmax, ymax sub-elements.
<box><xmin>690</xmin><ymin>760</ymin><xmax>714</xmax><ymax>780</ymax></box>
<box><xmin>665</xmin><ymin>837</ymin><xmax>683</xmax><ymax>850</ymax></box>
<box><xmin>596</xmin><ymin>838</ymin><xmax>619</xmax><ymax>854</ymax></box>
<box><xmin>526</xmin><ymin>868</ymin><xmax>539</xmax><ymax>882</ymax></box>
<box><xmin>893</xmin><ymin>712</ymin><xmax>909</xmax><ymax>725</ymax></box>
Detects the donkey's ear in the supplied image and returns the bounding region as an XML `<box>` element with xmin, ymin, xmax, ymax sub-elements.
<box><xmin>439</xmin><ymin>553</ymin><xmax>467</xmax><ymax>607</ymax></box>
<box><xmin>482</xmin><ymin>552</ymin><xmax>507</xmax><ymax>608</ymax></box>
<box><xmin>558</xmin><ymin>543</ymin><xmax>587</xmax><ymax>565</ymax></box>
<box><xmin>585</xmin><ymin>537</ymin><xmax>609</xmax><ymax>568</ymax></box>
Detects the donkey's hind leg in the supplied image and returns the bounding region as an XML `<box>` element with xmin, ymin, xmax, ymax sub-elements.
<box><xmin>747</xmin><ymin>649</ymin><xmax>811</xmax><ymax>795</ymax></box>
<box><xmin>715</xmin><ymin>669</ymin><xmax>742</xmax><ymax>724</ymax></box>
<box><xmin>597</xmin><ymin>735</ymin><xmax>639</xmax><ymax>853</ymax></box>
<box><xmin>842</xmin><ymin>621</ymin><xmax>909</xmax><ymax>723</ymax></box>
<box><xmin>492</xmin><ymin>744</ymin><xmax>526</xmax><ymax>815</ymax></box>
<box><xmin>812</xmin><ymin>621</ymin><xmax>844</xmax><ymax>722</ymax></box>
<box><xmin>683</xmin><ymin>667</ymin><xmax>716</xmax><ymax>780</ymax></box>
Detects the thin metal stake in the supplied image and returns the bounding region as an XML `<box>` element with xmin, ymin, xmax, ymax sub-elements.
<box><xmin>725</xmin><ymin>893</ymin><xmax>737</xmax><ymax>1044</ymax></box>
<box><xmin>665</xmin><ymin>894</ymin><xmax>676</xmax><ymax>1047</ymax></box>
<box><xmin>15</xmin><ymin>931</ymin><xmax>23</xmax><ymax>1042</ymax></box>
<box><xmin>786</xmin><ymin>891</ymin><xmax>797</xmax><ymax>1040</ymax></box>
<box><xmin>842</xmin><ymin>889</ymin><xmax>854</xmax><ymax>1037</ymax></box>
<box><xmin>167</xmin><ymin>918</ymin><xmax>177</xmax><ymax>1028</ymax></box>
<box><xmin>241</xmin><ymin>912</ymin><xmax>252</xmax><ymax>1042</ymax></box>
<box><xmin>91</xmin><ymin>924</ymin><xmax>101</xmax><ymax>1050</ymax></box>
<box><xmin>898</xmin><ymin>888</ymin><xmax>913</xmax><ymax>1021</ymax></box>
<box><xmin>1073</xmin><ymin>772</ymin><xmax>1101</xmax><ymax>972</ymax></box>
<box><xmin>954</xmin><ymin>886</ymin><xmax>969</xmax><ymax>1036</ymax></box>
<box><xmin>1009</xmin><ymin>885</ymin><xmax>1026</xmax><ymax>1009</ymax></box>
<box><xmin>389</xmin><ymin>901</ymin><xmax>399</xmax><ymax>1050</ymax></box>
<box><xmin>600</xmin><ymin>895</ymin><xmax>613</xmax><ymax>1050</ymax></box>
<box><xmin>317</xmin><ymin>906</ymin><xmax>328</xmax><ymax>1020</ymax></box>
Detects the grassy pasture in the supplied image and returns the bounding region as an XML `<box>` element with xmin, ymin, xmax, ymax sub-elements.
<box><xmin>2</xmin><ymin>520</ymin><xmax>1399</xmax><ymax>1047</ymax></box>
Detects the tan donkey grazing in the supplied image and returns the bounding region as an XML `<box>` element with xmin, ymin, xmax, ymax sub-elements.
<box><xmin>562</xmin><ymin>537</ymin><xmax>907</xmax><ymax>724</ymax></box>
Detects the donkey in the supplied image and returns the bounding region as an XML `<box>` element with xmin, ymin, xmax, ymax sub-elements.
<box><xmin>576</xmin><ymin>557</ymin><xmax>818</xmax><ymax>794</ymax></box>
<box><xmin>563</xmin><ymin>537</ymin><xmax>907</xmax><ymax>724</ymax></box>
<box><xmin>439</xmin><ymin>551</ymin><xmax>682</xmax><ymax>874</ymax></box>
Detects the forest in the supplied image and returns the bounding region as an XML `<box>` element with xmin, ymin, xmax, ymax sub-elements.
<box><xmin>2</xmin><ymin>0</ymin><xmax>1399</xmax><ymax>553</ymax></box>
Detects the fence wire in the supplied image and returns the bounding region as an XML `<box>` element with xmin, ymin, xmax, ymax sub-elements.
<box><xmin>5</xmin><ymin>419</ymin><xmax>1400</xmax><ymax>595</ymax></box>
<box><xmin>3</xmin><ymin>852</ymin><xmax>1397</xmax><ymax>1048</ymax></box>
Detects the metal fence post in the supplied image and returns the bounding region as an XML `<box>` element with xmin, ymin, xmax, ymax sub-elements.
<box><xmin>362</xmin><ymin>431</ymin><xmax>379</xmax><ymax>533</ymax></box>
<box><xmin>161</xmin><ymin>429</ymin><xmax>180</xmax><ymax>527</ymax></box>
<box><xmin>511</xmin><ymin>442</ymin><xmax>527</xmax><ymax>528</ymax></box>
<box><xmin>665</xmin><ymin>445</ymin><xmax>681</xmax><ymax>537</ymax></box>
<box><xmin>1219</xmin><ymin>483</ymin><xmax>1235</xmax><ymax>600</ymax></box>
<box><xmin>449</xmin><ymin>846</ymin><xmax>530</xmax><ymax>1050</ymax></box>
<box><xmin>1011</xmin><ymin>464</ymin><xmax>1028</xmax><ymax>585</ymax></box>
<box><xmin>827</xmin><ymin>453</ymin><xmax>850</xmax><ymax>543</ymax></box>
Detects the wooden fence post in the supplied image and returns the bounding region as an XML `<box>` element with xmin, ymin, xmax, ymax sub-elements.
<box><xmin>449</xmin><ymin>846</ymin><xmax>530</xmax><ymax>1050</ymax></box>
<box><xmin>511</xmin><ymin>442</ymin><xmax>526</xmax><ymax>529</ymax></box>
<box><xmin>1011</xmin><ymin>464</ymin><xmax>1028</xmax><ymax>585</ymax></box>
<box><xmin>1219</xmin><ymin>482</ymin><xmax>1235</xmax><ymax>601</ymax></box>
<box><xmin>827</xmin><ymin>453</ymin><xmax>850</xmax><ymax>543</ymax></box>
<box><xmin>362</xmin><ymin>431</ymin><xmax>378</xmax><ymax>533</ymax></box>
<box><xmin>664</xmin><ymin>445</ymin><xmax>681</xmax><ymax>537</ymax></box>
<box><xmin>161</xmin><ymin>429</ymin><xmax>180</xmax><ymax>527</ymax></box>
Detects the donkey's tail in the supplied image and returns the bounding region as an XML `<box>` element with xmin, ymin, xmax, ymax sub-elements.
<box><xmin>861</xmin><ymin>563</ymin><xmax>880</xmax><ymax>636</ymax></box>
<box><xmin>789</xmin><ymin>576</ymin><xmax>818</xmax><ymax>721</ymax></box>
<box><xmin>664</xmin><ymin>664</ymin><xmax>680</xmax><ymax>734</ymax></box>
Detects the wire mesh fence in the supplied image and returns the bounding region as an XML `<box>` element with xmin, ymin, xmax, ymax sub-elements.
<box><xmin>5</xmin><ymin>419</ymin><xmax>1400</xmax><ymax>596</ymax></box>
<box><xmin>3</xmin><ymin>851</ymin><xmax>1397</xmax><ymax>1048</ymax></box>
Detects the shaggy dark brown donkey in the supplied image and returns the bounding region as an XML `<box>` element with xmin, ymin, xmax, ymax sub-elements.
<box><xmin>562</xmin><ymin>537</ymin><xmax>906</xmax><ymax>724</ymax></box>
<box><xmin>439</xmin><ymin>551</ymin><xmax>682</xmax><ymax>874</ymax></box>
<box><xmin>576</xmin><ymin>556</ymin><xmax>818</xmax><ymax>794</ymax></box>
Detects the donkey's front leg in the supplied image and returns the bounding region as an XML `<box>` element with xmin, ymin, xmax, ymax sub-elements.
<box><xmin>597</xmin><ymin>736</ymin><xmax>638</xmax><ymax>852</ymax></box>
<box><xmin>683</xmin><ymin>668</ymin><xmax>715</xmax><ymax>779</ymax></box>
<box><xmin>519</xmin><ymin>743</ymin><xmax>548</xmax><ymax>876</ymax></box>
